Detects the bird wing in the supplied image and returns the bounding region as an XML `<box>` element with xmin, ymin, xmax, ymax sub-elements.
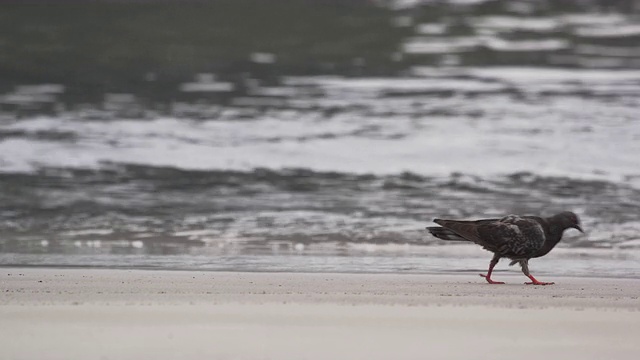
<box><xmin>476</xmin><ymin>215</ymin><xmax>546</xmax><ymax>258</ymax></box>
<box><xmin>433</xmin><ymin>218</ymin><xmax>498</xmax><ymax>244</ymax></box>
<box><xmin>434</xmin><ymin>215</ymin><xmax>545</xmax><ymax>258</ymax></box>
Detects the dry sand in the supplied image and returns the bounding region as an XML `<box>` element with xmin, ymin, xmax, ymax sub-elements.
<box><xmin>1</xmin><ymin>268</ymin><xmax>639</xmax><ymax>360</ymax></box>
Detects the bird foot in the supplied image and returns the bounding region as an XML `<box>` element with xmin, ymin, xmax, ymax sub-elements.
<box><xmin>479</xmin><ymin>274</ymin><xmax>505</xmax><ymax>284</ymax></box>
<box><xmin>525</xmin><ymin>281</ymin><xmax>555</xmax><ymax>286</ymax></box>
<box><xmin>524</xmin><ymin>275</ymin><xmax>554</xmax><ymax>285</ymax></box>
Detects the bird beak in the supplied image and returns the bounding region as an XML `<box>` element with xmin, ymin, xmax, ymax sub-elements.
<box><xmin>573</xmin><ymin>224</ymin><xmax>584</xmax><ymax>233</ymax></box>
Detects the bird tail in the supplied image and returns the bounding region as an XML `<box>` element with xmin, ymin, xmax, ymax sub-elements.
<box><xmin>426</xmin><ymin>226</ymin><xmax>468</xmax><ymax>241</ymax></box>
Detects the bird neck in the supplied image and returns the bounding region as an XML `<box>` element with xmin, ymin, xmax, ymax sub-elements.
<box><xmin>535</xmin><ymin>220</ymin><xmax>565</xmax><ymax>258</ymax></box>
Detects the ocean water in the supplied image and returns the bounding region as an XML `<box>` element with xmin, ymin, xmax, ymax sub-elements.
<box><xmin>1</xmin><ymin>0</ymin><xmax>639</xmax><ymax>277</ymax></box>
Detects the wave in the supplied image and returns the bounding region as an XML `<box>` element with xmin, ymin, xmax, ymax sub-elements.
<box><xmin>0</xmin><ymin>165</ymin><xmax>638</xmax><ymax>253</ymax></box>
<box><xmin>1</xmin><ymin>73</ymin><xmax>639</xmax><ymax>189</ymax></box>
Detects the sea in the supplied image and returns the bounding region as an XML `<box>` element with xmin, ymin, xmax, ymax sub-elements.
<box><xmin>1</xmin><ymin>0</ymin><xmax>639</xmax><ymax>278</ymax></box>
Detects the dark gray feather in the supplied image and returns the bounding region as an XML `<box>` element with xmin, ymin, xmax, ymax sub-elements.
<box><xmin>426</xmin><ymin>213</ymin><xmax>582</xmax><ymax>261</ymax></box>
<box><xmin>427</xmin><ymin>211</ymin><xmax>583</xmax><ymax>283</ymax></box>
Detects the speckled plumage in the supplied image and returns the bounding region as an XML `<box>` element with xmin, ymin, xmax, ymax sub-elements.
<box><xmin>427</xmin><ymin>211</ymin><xmax>583</xmax><ymax>285</ymax></box>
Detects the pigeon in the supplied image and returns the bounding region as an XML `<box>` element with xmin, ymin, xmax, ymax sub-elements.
<box><xmin>427</xmin><ymin>211</ymin><xmax>583</xmax><ymax>285</ymax></box>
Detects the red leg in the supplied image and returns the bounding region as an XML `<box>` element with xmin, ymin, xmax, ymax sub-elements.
<box><xmin>524</xmin><ymin>274</ymin><xmax>554</xmax><ymax>286</ymax></box>
<box><xmin>479</xmin><ymin>258</ymin><xmax>504</xmax><ymax>284</ymax></box>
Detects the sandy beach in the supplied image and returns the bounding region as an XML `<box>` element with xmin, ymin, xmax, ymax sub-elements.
<box><xmin>1</xmin><ymin>268</ymin><xmax>639</xmax><ymax>360</ymax></box>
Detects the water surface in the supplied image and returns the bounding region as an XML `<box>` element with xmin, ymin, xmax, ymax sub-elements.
<box><xmin>1</xmin><ymin>0</ymin><xmax>639</xmax><ymax>277</ymax></box>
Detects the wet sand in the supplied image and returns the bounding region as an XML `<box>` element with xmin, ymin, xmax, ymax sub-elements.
<box><xmin>1</xmin><ymin>268</ymin><xmax>639</xmax><ymax>360</ymax></box>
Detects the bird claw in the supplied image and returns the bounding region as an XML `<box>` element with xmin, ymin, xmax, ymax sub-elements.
<box><xmin>524</xmin><ymin>281</ymin><xmax>555</xmax><ymax>286</ymax></box>
<box><xmin>479</xmin><ymin>274</ymin><xmax>505</xmax><ymax>284</ymax></box>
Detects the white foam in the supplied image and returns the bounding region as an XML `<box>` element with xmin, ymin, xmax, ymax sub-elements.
<box><xmin>484</xmin><ymin>38</ymin><xmax>569</xmax><ymax>52</ymax></box>
<box><xmin>3</xmin><ymin>112</ymin><xmax>634</xmax><ymax>185</ymax></box>
<box><xmin>559</xmin><ymin>13</ymin><xmax>626</xmax><ymax>26</ymax></box>
<box><xmin>250</xmin><ymin>52</ymin><xmax>276</xmax><ymax>64</ymax></box>
<box><xmin>405</xmin><ymin>35</ymin><xmax>571</xmax><ymax>54</ymax></box>
<box><xmin>62</xmin><ymin>229</ymin><xmax>114</xmax><ymax>237</ymax></box>
<box><xmin>180</xmin><ymin>74</ymin><xmax>234</xmax><ymax>93</ymax></box>
<box><xmin>403</xmin><ymin>36</ymin><xmax>481</xmax><ymax>54</ymax></box>
<box><xmin>131</xmin><ymin>241</ymin><xmax>144</xmax><ymax>249</ymax></box>
<box><xmin>415</xmin><ymin>23</ymin><xmax>447</xmax><ymax>35</ymax></box>
<box><xmin>15</xmin><ymin>84</ymin><xmax>65</xmax><ymax>94</ymax></box>
<box><xmin>284</xmin><ymin>75</ymin><xmax>506</xmax><ymax>93</ymax></box>
<box><xmin>462</xmin><ymin>66</ymin><xmax>640</xmax><ymax>82</ymax></box>
<box><xmin>1</xmin><ymin>70</ymin><xmax>639</xmax><ymax>188</ymax></box>
<box><xmin>471</xmin><ymin>16</ymin><xmax>559</xmax><ymax>32</ymax></box>
<box><xmin>574</xmin><ymin>24</ymin><xmax>640</xmax><ymax>38</ymax></box>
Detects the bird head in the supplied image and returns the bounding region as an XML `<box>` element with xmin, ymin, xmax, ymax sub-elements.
<box><xmin>556</xmin><ymin>211</ymin><xmax>583</xmax><ymax>233</ymax></box>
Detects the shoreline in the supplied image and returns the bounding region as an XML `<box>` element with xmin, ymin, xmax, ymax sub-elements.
<box><xmin>2</xmin><ymin>268</ymin><xmax>639</xmax><ymax>360</ymax></box>
<box><xmin>3</xmin><ymin>243</ymin><xmax>640</xmax><ymax>279</ymax></box>
<box><xmin>2</xmin><ymin>267</ymin><xmax>639</xmax><ymax>308</ymax></box>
